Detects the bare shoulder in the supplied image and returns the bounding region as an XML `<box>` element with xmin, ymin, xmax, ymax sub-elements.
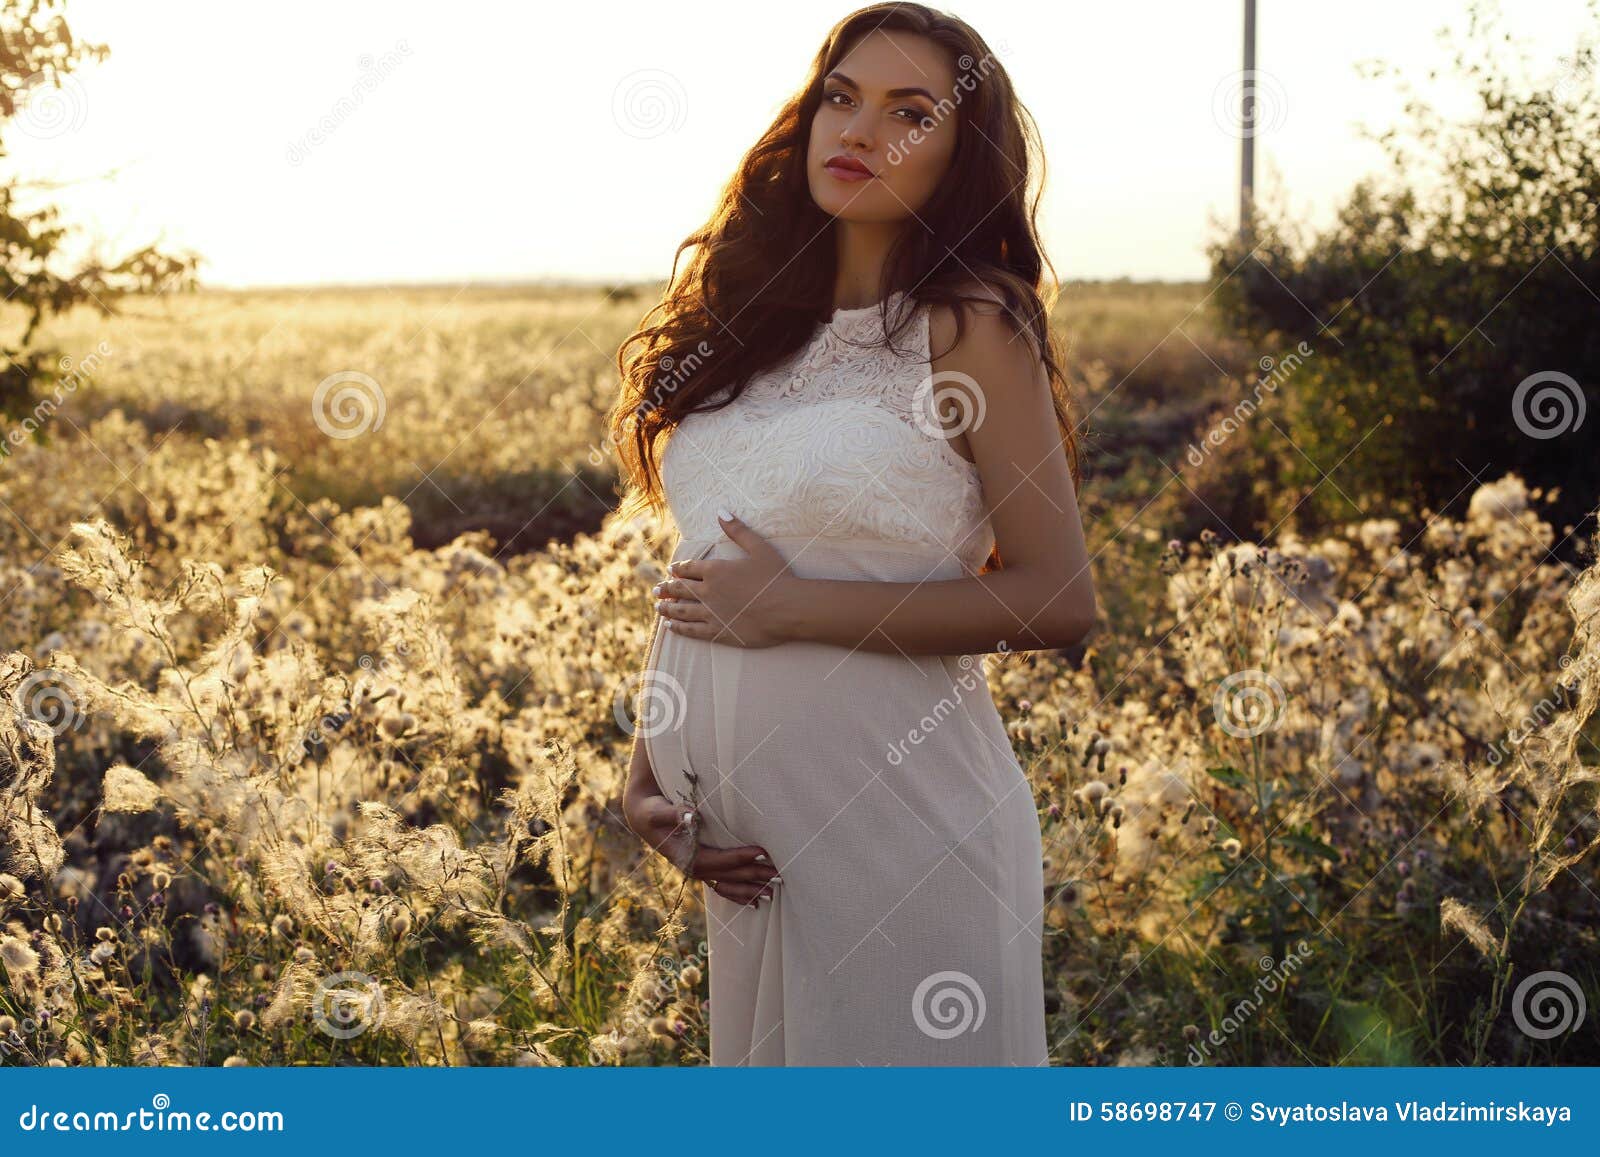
<box><xmin>926</xmin><ymin>278</ymin><xmax>1044</xmax><ymax>381</ymax></box>
<box><xmin>927</xmin><ymin>278</ymin><xmax>1006</xmax><ymax>353</ymax></box>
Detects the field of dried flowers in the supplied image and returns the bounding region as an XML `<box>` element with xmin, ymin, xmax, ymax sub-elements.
<box><xmin>1</xmin><ymin>287</ymin><xmax>1596</xmax><ymax>1067</ymax></box>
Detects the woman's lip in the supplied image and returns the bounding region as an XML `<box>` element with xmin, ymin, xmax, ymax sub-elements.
<box><xmin>824</xmin><ymin>160</ymin><xmax>876</xmax><ymax>182</ymax></box>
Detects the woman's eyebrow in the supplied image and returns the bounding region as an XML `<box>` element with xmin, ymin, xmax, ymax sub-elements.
<box><xmin>824</xmin><ymin>70</ymin><xmax>937</xmax><ymax>102</ymax></box>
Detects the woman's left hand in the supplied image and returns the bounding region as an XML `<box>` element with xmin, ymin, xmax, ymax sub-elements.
<box><xmin>652</xmin><ymin>512</ymin><xmax>797</xmax><ymax>648</ymax></box>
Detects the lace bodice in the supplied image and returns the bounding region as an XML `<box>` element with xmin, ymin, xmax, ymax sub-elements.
<box><xmin>659</xmin><ymin>289</ymin><xmax>994</xmax><ymax>574</ymax></box>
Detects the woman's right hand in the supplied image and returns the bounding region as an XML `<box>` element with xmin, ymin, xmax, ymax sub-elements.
<box><xmin>623</xmin><ymin>791</ymin><xmax>781</xmax><ymax>907</ymax></box>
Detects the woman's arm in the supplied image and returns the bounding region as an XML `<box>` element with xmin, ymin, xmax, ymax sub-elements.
<box><xmin>622</xmin><ymin>615</ymin><xmax>669</xmax><ymax>805</ymax></box>
<box><xmin>621</xmin><ymin>614</ymin><xmax>780</xmax><ymax>906</ymax></box>
<box><xmin>658</xmin><ymin>294</ymin><xmax>1096</xmax><ymax>657</ymax></box>
<box><xmin>624</xmin><ymin>710</ymin><xmax>664</xmax><ymax>800</ymax></box>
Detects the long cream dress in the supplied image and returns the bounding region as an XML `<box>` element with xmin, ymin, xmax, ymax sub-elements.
<box><xmin>640</xmin><ymin>289</ymin><xmax>1048</xmax><ymax>1066</ymax></box>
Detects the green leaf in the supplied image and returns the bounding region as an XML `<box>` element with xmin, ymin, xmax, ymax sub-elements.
<box><xmin>1280</xmin><ymin>827</ymin><xmax>1340</xmax><ymax>862</ymax></box>
<box><xmin>1205</xmin><ymin>764</ymin><xmax>1251</xmax><ymax>790</ymax></box>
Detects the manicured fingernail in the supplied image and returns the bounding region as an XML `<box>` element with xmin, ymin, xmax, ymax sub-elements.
<box><xmin>717</xmin><ymin>507</ymin><xmax>734</xmax><ymax>522</ymax></box>
<box><xmin>682</xmin><ymin>810</ymin><xmax>694</xmax><ymax>823</ymax></box>
<box><xmin>769</xmin><ymin>876</ymin><xmax>783</xmax><ymax>885</ymax></box>
<box><xmin>754</xmin><ymin>854</ymin><xmax>768</xmax><ymax>863</ymax></box>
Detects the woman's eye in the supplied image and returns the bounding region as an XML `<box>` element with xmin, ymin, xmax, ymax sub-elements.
<box><xmin>824</xmin><ymin>92</ymin><xmax>929</xmax><ymax>122</ymax></box>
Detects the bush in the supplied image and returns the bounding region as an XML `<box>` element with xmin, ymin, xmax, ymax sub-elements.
<box><xmin>1203</xmin><ymin>0</ymin><xmax>1600</xmax><ymax>546</ymax></box>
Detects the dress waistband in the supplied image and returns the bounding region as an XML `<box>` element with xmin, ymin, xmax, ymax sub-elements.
<box><xmin>676</xmin><ymin>532</ymin><xmax>963</xmax><ymax>557</ymax></box>
<box><xmin>672</xmin><ymin>532</ymin><xmax>973</xmax><ymax>581</ymax></box>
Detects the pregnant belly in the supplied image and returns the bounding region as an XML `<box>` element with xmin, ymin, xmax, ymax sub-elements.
<box><xmin>639</xmin><ymin>535</ymin><xmax>1023</xmax><ymax>870</ymax></box>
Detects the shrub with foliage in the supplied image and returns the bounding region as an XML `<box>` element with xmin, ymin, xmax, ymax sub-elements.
<box><xmin>1202</xmin><ymin>0</ymin><xmax>1599</xmax><ymax>543</ymax></box>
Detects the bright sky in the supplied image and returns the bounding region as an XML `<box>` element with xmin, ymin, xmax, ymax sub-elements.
<box><xmin>8</xmin><ymin>0</ymin><xmax>1593</xmax><ymax>287</ymax></box>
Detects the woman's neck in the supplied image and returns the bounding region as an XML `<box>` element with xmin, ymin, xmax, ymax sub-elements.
<box><xmin>831</xmin><ymin>219</ymin><xmax>902</xmax><ymax>310</ymax></box>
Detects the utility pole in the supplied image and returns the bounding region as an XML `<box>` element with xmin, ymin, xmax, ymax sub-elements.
<box><xmin>1240</xmin><ymin>0</ymin><xmax>1257</xmax><ymax>243</ymax></box>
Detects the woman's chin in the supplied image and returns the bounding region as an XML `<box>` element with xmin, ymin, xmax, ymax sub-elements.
<box><xmin>810</xmin><ymin>191</ymin><xmax>899</xmax><ymax>224</ymax></box>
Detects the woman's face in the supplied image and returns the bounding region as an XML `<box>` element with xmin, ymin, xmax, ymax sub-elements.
<box><xmin>806</xmin><ymin>29</ymin><xmax>959</xmax><ymax>225</ymax></box>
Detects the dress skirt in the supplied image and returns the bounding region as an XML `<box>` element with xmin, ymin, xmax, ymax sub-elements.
<box><xmin>641</xmin><ymin>532</ymin><xmax>1049</xmax><ymax>1066</ymax></box>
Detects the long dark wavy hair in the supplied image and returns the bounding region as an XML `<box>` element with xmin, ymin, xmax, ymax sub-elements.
<box><xmin>609</xmin><ymin>1</ymin><xmax>1081</xmax><ymax>573</ymax></box>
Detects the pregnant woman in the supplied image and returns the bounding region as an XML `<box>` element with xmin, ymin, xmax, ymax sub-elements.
<box><xmin>611</xmin><ymin>1</ymin><xmax>1094</xmax><ymax>1066</ymax></box>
